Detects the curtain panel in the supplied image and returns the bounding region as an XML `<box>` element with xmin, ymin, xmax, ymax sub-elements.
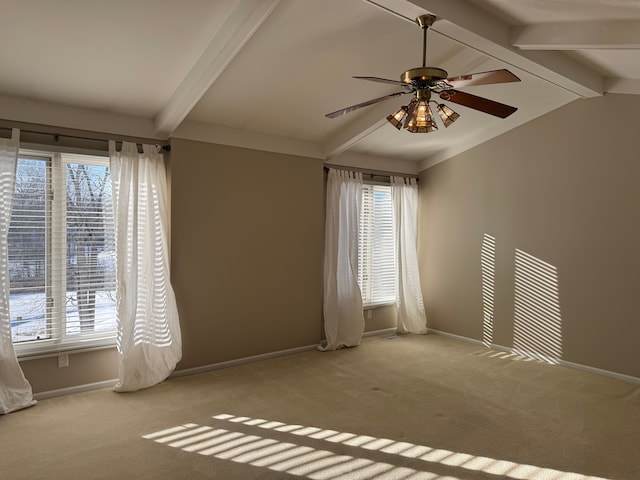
<box><xmin>0</xmin><ymin>129</ymin><xmax>36</xmax><ymax>414</ymax></box>
<box><xmin>109</xmin><ymin>141</ymin><xmax>181</xmax><ymax>391</ymax></box>
<box><xmin>392</xmin><ymin>176</ymin><xmax>427</xmax><ymax>334</ymax></box>
<box><xmin>320</xmin><ymin>168</ymin><xmax>365</xmax><ymax>350</ymax></box>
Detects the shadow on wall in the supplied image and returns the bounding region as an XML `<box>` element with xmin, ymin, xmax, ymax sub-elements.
<box><xmin>513</xmin><ymin>248</ymin><xmax>563</xmax><ymax>364</ymax></box>
<box><xmin>481</xmin><ymin>235</ymin><xmax>563</xmax><ymax>364</ymax></box>
<box><xmin>480</xmin><ymin>234</ymin><xmax>496</xmax><ymax>347</ymax></box>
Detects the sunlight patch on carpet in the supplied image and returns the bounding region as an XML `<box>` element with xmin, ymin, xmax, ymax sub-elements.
<box><xmin>143</xmin><ymin>414</ymin><xmax>610</xmax><ymax>480</ymax></box>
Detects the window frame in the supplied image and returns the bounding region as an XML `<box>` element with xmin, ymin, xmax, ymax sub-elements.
<box><xmin>11</xmin><ymin>148</ymin><xmax>117</xmax><ymax>358</ymax></box>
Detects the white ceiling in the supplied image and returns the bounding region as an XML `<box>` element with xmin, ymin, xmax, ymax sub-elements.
<box><xmin>1</xmin><ymin>0</ymin><xmax>639</xmax><ymax>173</ymax></box>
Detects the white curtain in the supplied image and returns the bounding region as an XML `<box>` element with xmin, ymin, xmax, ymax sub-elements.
<box><xmin>0</xmin><ymin>129</ymin><xmax>36</xmax><ymax>414</ymax></box>
<box><xmin>391</xmin><ymin>176</ymin><xmax>427</xmax><ymax>334</ymax></box>
<box><xmin>320</xmin><ymin>169</ymin><xmax>364</xmax><ymax>351</ymax></box>
<box><xmin>109</xmin><ymin>141</ymin><xmax>181</xmax><ymax>392</ymax></box>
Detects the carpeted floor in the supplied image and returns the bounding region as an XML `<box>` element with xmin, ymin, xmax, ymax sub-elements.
<box><xmin>1</xmin><ymin>334</ymin><xmax>639</xmax><ymax>479</ymax></box>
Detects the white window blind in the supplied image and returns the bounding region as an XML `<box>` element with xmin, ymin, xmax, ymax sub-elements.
<box><xmin>358</xmin><ymin>184</ymin><xmax>396</xmax><ymax>307</ymax></box>
<box><xmin>9</xmin><ymin>151</ymin><xmax>116</xmax><ymax>356</ymax></box>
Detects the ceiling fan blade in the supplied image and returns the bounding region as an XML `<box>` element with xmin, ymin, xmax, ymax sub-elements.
<box><xmin>440</xmin><ymin>90</ymin><xmax>517</xmax><ymax>118</ymax></box>
<box><xmin>353</xmin><ymin>76</ymin><xmax>413</xmax><ymax>88</ymax></box>
<box><xmin>446</xmin><ymin>69</ymin><xmax>521</xmax><ymax>88</ymax></box>
<box><xmin>325</xmin><ymin>91</ymin><xmax>409</xmax><ymax>119</ymax></box>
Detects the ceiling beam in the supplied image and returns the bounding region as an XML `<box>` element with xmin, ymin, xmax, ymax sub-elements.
<box><xmin>512</xmin><ymin>21</ymin><xmax>640</xmax><ymax>50</ymax></box>
<box><xmin>154</xmin><ymin>0</ymin><xmax>279</xmax><ymax>138</ymax></box>
<box><xmin>323</xmin><ymin>99</ymin><xmax>402</xmax><ymax>160</ymax></box>
<box><xmin>364</xmin><ymin>0</ymin><xmax>603</xmax><ymax>98</ymax></box>
<box><xmin>433</xmin><ymin>45</ymin><xmax>488</xmax><ymax>77</ymax></box>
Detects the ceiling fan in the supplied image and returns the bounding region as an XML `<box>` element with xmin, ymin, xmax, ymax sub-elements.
<box><xmin>325</xmin><ymin>14</ymin><xmax>521</xmax><ymax>133</ymax></box>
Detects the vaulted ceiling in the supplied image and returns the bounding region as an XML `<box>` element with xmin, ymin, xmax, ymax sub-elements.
<box><xmin>1</xmin><ymin>0</ymin><xmax>639</xmax><ymax>173</ymax></box>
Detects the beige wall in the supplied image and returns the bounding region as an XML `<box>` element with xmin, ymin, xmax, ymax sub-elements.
<box><xmin>20</xmin><ymin>349</ymin><xmax>118</xmax><ymax>394</ymax></box>
<box><xmin>365</xmin><ymin>305</ymin><xmax>397</xmax><ymax>332</ymax></box>
<box><xmin>418</xmin><ymin>93</ymin><xmax>640</xmax><ymax>378</ymax></box>
<box><xmin>170</xmin><ymin>139</ymin><xmax>325</xmax><ymax>369</ymax></box>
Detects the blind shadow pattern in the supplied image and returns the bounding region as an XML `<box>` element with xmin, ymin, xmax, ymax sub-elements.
<box><xmin>480</xmin><ymin>234</ymin><xmax>496</xmax><ymax>347</ymax></box>
<box><xmin>513</xmin><ymin>249</ymin><xmax>563</xmax><ymax>364</ymax></box>
<box><xmin>143</xmin><ymin>413</ymin><xmax>609</xmax><ymax>480</ymax></box>
<box><xmin>129</xmin><ymin>183</ymin><xmax>172</xmax><ymax>348</ymax></box>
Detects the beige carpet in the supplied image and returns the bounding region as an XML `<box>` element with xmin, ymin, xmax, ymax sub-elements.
<box><xmin>2</xmin><ymin>334</ymin><xmax>639</xmax><ymax>480</ymax></box>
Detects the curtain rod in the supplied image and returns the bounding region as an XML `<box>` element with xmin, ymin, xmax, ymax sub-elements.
<box><xmin>0</xmin><ymin>125</ymin><xmax>171</xmax><ymax>152</ymax></box>
<box><xmin>323</xmin><ymin>163</ymin><xmax>419</xmax><ymax>179</ymax></box>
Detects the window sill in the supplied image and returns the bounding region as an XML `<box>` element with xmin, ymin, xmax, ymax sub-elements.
<box><xmin>16</xmin><ymin>337</ymin><xmax>117</xmax><ymax>361</ymax></box>
<box><xmin>363</xmin><ymin>301</ymin><xmax>396</xmax><ymax>310</ymax></box>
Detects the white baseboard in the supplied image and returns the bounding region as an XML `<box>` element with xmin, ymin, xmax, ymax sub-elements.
<box><xmin>429</xmin><ymin>328</ymin><xmax>640</xmax><ymax>386</ymax></box>
<box><xmin>34</xmin><ymin>379</ymin><xmax>118</xmax><ymax>401</ymax></box>
<box><xmin>428</xmin><ymin>329</ymin><xmax>485</xmax><ymax>346</ymax></box>
<box><xmin>363</xmin><ymin>327</ymin><xmax>397</xmax><ymax>338</ymax></box>
<box><xmin>556</xmin><ymin>358</ymin><xmax>640</xmax><ymax>385</ymax></box>
<box><xmin>172</xmin><ymin>329</ymin><xmax>399</xmax><ymax>378</ymax></box>
<box><xmin>170</xmin><ymin>343</ymin><xmax>319</xmax><ymax>378</ymax></box>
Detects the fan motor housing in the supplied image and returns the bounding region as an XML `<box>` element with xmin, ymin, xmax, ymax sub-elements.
<box><xmin>401</xmin><ymin>67</ymin><xmax>448</xmax><ymax>87</ymax></box>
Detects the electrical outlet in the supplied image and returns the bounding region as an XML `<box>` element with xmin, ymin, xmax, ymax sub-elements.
<box><xmin>367</xmin><ymin>310</ymin><xmax>372</xmax><ymax>319</ymax></box>
<box><xmin>58</xmin><ymin>353</ymin><xmax>69</xmax><ymax>368</ymax></box>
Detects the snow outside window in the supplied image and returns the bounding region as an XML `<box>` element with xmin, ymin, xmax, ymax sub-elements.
<box><xmin>358</xmin><ymin>184</ymin><xmax>396</xmax><ymax>307</ymax></box>
<box><xmin>9</xmin><ymin>150</ymin><xmax>116</xmax><ymax>356</ymax></box>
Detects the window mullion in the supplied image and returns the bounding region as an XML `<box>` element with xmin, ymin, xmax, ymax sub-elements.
<box><xmin>51</xmin><ymin>154</ymin><xmax>67</xmax><ymax>342</ymax></box>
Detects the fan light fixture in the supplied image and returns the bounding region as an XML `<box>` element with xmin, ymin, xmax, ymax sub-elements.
<box><xmin>386</xmin><ymin>106</ymin><xmax>408</xmax><ymax>129</ymax></box>
<box><xmin>387</xmin><ymin>97</ymin><xmax>459</xmax><ymax>133</ymax></box>
<box><xmin>404</xmin><ymin>98</ymin><xmax>438</xmax><ymax>133</ymax></box>
<box><xmin>435</xmin><ymin>103</ymin><xmax>460</xmax><ymax>127</ymax></box>
<box><xmin>387</xmin><ymin>89</ymin><xmax>458</xmax><ymax>133</ymax></box>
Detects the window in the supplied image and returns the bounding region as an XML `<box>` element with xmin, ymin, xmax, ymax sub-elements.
<box><xmin>9</xmin><ymin>150</ymin><xmax>116</xmax><ymax>356</ymax></box>
<box><xmin>358</xmin><ymin>184</ymin><xmax>396</xmax><ymax>307</ymax></box>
